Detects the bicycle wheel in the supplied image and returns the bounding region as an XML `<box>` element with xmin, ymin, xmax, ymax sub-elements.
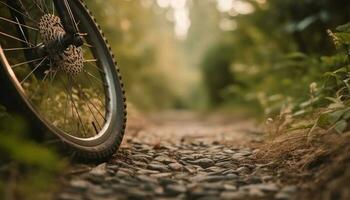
<box><xmin>0</xmin><ymin>0</ymin><xmax>127</xmax><ymax>161</ymax></box>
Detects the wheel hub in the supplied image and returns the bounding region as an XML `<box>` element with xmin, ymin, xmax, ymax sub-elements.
<box><xmin>38</xmin><ymin>14</ymin><xmax>84</xmax><ymax>76</ymax></box>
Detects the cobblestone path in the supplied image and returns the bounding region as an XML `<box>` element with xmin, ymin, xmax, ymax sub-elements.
<box><xmin>58</xmin><ymin>112</ymin><xmax>297</xmax><ymax>200</ymax></box>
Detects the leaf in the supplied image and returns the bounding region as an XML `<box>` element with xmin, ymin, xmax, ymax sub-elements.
<box><xmin>334</xmin><ymin>120</ymin><xmax>347</xmax><ymax>134</ymax></box>
<box><xmin>317</xmin><ymin>109</ymin><xmax>349</xmax><ymax>129</ymax></box>
<box><xmin>323</xmin><ymin>72</ymin><xmax>337</xmax><ymax>78</ymax></box>
<box><xmin>0</xmin><ymin>105</ymin><xmax>7</xmax><ymax>118</ymax></box>
<box><xmin>296</xmin><ymin>15</ymin><xmax>318</xmax><ymax>31</ymax></box>
<box><xmin>328</xmin><ymin>109</ymin><xmax>346</xmax><ymax>124</ymax></box>
<box><xmin>299</xmin><ymin>97</ymin><xmax>320</xmax><ymax>108</ymax></box>
<box><xmin>317</xmin><ymin>113</ymin><xmax>331</xmax><ymax>129</ymax></box>
<box><xmin>334</xmin><ymin>32</ymin><xmax>350</xmax><ymax>45</ymax></box>
<box><xmin>325</xmin><ymin>97</ymin><xmax>340</xmax><ymax>103</ymax></box>
<box><xmin>325</xmin><ymin>97</ymin><xmax>345</xmax><ymax>108</ymax></box>
<box><xmin>333</xmin><ymin>67</ymin><xmax>348</xmax><ymax>74</ymax></box>
<box><xmin>342</xmin><ymin>108</ymin><xmax>350</xmax><ymax>119</ymax></box>
<box><xmin>336</xmin><ymin>22</ymin><xmax>350</xmax><ymax>33</ymax></box>
<box><xmin>293</xmin><ymin>109</ymin><xmax>306</xmax><ymax>117</ymax></box>
<box><xmin>285</xmin><ymin>52</ymin><xmax>307</xmax><ymax>60</ymax></box>
<box><xmin>323</xmin><ymin>72</ymin><xmax>342</xmax><ymax>85</ymax></box>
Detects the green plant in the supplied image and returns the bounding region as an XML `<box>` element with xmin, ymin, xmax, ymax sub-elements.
<box><xmin>0</xmin><ymin>106</ymin><xmax>66</xmax><ymax>200</ymax></box>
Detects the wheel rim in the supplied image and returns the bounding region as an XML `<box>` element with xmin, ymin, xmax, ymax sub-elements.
<box><xmin>0</xmin><ymin>0</ymin><xmax>117</xmax><ymax>140</ymax></box>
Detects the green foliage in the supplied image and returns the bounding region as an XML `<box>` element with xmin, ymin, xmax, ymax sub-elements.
<box><xmin>197</xmin><ymin>0</ymin><xmax>349</xmax><ymax>110</ymax></box>
<box><xmin>0</xmin><ymin>107</ymin><xmax>66</xmax><ymax>200</ymax></box>
<box><xmin>195</xmin><ymin>0</ymin><xmax>350</xmax><ymax>136</ymax></box>
<box><xmin>81</xmin><ymin>0</ymin><xmax>350</xmax><ymax>132</ymax></box>
<box><xmin>200</xmin><ymin>43</ymin><xmax>236</xmax><ymax>106</ymax></box>
<box><xmin>317</xmin><ymin>108</ymin><xmax>350</xmax><ymax>132</ymax></box>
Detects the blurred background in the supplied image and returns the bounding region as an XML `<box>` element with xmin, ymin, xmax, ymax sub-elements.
<box><xmin>1</xmin><ymin>0</ymin><xmax>350</xmax><ymax>199</ymax></box>
<box><xmin>84</xmin><ymin>0</ymin><xmax>350</xmax><ymax>117</ymax></box>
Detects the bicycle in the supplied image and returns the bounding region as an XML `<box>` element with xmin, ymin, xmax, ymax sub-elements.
<box><xmin>0</xmin><ymin>0</ymin><xmax>127</xmax><ymax>161</ymax></box>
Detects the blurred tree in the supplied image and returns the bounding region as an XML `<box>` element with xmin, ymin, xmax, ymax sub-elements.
<box><xmin>85</xmin><ymin>0</ymin><xmax>196</xmax><ymax>110</ymax></box>
<box><xmin>200</xmin><ymin>43</ymin><xmax>235</xmax><ymax>106</ymax></box>
<box><xmin>185</xmin><ymin>0</ymin><xmax>221</xmax><ymax>68</ymax></box>
<box><xmin>196</xmin><ymin>0</ymin><xmax>350</xmax><ymax>114</ymax></box>
<box><xmin>267</xmin><ymin>0</ymin><xmax>350</xmax><ymax>55</ymax></box>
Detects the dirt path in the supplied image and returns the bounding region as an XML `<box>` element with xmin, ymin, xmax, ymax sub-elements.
<box><xmin>57</xmin><ymin>112</ymin><xmax>298</xmax><ymax>200</ymax></box>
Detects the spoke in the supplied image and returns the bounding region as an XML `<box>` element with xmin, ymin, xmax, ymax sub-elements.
<box><xmin>11</xmin><ymin>57</ymin><xmax>45</xmax><ymax>68</ymax></box>
<box><xmin>64</xmin><ymin>77</ymin><xmax>76</xmax><ymax>133</ymax></box>
<box><xmin>32</xmin><ymin>0</ymin><xmax>45</xmax><ymax>14</ymax></box>
<box><xmin>40</xmin><ymin>0</ymin><xmax>50</xmax><ymax>13</ymax></box>
<box><xmin>81</xmin><ymin>89</ymin><xmax>106</xmax><ymax>122</ymax></box>
<box><xmin>78</xmin><ymin>32</ymin><xmax>88</xmax><ymax>36</ymax></box>
<box><xmin>81</xmin><ymin>68</ymin><xmax>108</xmax><ymax>104</ymax></box>
<box><xmin>0</xmin><ymin>30</ymin><xmax>34</xmax><ymax>47</ymax></box>
<box><xmin>63</xmin><ymin>88</ymin><xmax>69</xmax><ymax>130</ymax></box>
<box><xmin>86</xmin><ymin>62</ymin><xmax>104</xmax><ymax>73</ymax></box>
<box><xmin>84</xmin><ymin>101</ymin><xmax>102</xmax><ymax>131</ymax></box>
<box><xmin>29</xmin><ymin>69</ymin><xmax>51</xmax><ymax>100</ymax></box>
<box><xmin>92</xmin><ymin>122</ymin><xmax>99</xmax><ymax>135</ymax></box>
<box><xmin>52</xmin><ymin>0</ymin><xmax>55</xmax><ymax>15</ymax></box>
<box><xmin>50</xmin><ymin>68</ymin><xmax>58</xmax><ymax>85</ymax></box>
<box><xmin>18</xmin><ymin>0</ymin><xmax>33</xmax><ymax>20</ymax></box>
<box><xmin>59</xmin><ymin>76</ymin><xmax>74</xmax><ymax>129</ymax></box>
<box><xmin>83</xmin><ymin>43</ymin><xmax>94</xmax><ymax>48</ymax></box>
<box><xmin>80</xmin><ymin>72</ymin><xmax>107</xmax><ymax>121</ymax></box>
<box><xmin>62</xmin><ymin>77</ymin><xmax>88</xmax><ymax>137</ymax></box>
<box><xmin>49</xmin><ymin>67</ymin><xmax>58</xmax><ymax>87</ymax></box>
<box><xmin>15</xmin><ymin>17</ymin><xmax>29</xmax><ymax>45</ymax></box>
<box><xmin>45</xmin><ymin>64</ymin><xmax>58</xmax><ymax>95</ymax></box>
<box><xmin>63</xmin><ymin>0</ymin><xmax>79</xmax><ymax>32</ymax></box>
<box><xmin>41</xmin><ymin>63</ymin><xmax>57</xmax><ymax>113</ymax></box>
<box><xmin>46</xmin><ymin>66</ymin><xmax>58</xmax><ymax>109</ymax></box>
<box><xmin>84</xmin><ymin>59</ymin><xmax>98</xmax><ymax>63</ymax></box>
<box><xmin>26</xmin><ymin>4</ymin><xmax>37</xmax><ymax>17</ymax></box>
<box><xmin>0</xmin><ymin>1</ymin><xmax>37</xmax><ymax>23</ymax></box>
<box><xmin>20</xmin><ymin>57</ymin><xmax>47</xmax><ymax>84</ymax></box>
<box><xmin>70</xmin><ymin>93</ymin><xmax>76</xmax><ymax>133</ymax></box>
<box><xmin>0</xmin><ymin>16</ymin><xmax>38</xmax><ymax>31</ymax></box>
<box><xmin>84</xmin><ymin>70</ymin><xmax>107</xmax><ymax>110</ymax></box>
<box><xmin>34</xmin><ymin>30</ymin><xmax>39</xmax><ymax>46</ymax></box>
<box><xmin>82</xmin><ymin>69</ymin><xmax>106</xmax><ymax>85</ymax></box>
<box><xmin>3</xmin><ymin>46</ymin><xmax>37</xmax><ymax>51</ymax></box>
<box><xmin>73</xmin><ymin>80</ymin><xmax>102</xmax><ymax>131</ymax></box>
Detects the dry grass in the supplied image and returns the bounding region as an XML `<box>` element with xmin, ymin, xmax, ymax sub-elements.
<box><xmin>256</xmin><ymin>116</ymin><xmax>350</xmax><ymax>200</ymax></box>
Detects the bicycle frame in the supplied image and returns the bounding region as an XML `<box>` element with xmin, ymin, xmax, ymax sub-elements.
<box><xmin>53</xmin><ymin>0</ymin><xmax>80</xmax><ymax>35</ymax></box>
